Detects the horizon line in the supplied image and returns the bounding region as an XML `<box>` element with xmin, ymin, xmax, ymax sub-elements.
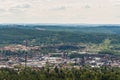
<box><xmin>0</xmin><ymin>23</ymin><xmax>120</xmax><ymax>25</ymax></box>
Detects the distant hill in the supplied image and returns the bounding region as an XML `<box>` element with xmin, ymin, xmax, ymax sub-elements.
<box><xmin>0</xmin><ymin>25</ymin><xmax>120</xmax><ymax>46</ymax></box>
<box><xmin>0</xmin><ymin>24</ymin><xmax>120</xmax><ymax>34</ymax></box>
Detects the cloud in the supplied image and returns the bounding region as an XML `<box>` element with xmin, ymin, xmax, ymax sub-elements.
<box><xmin>0</xmin><ymin>0</ymin><xmax>120</xmax><ymax>24</ymax></box>
<box><xmin>0</xmin><ymin>8</ymin><xmax>6</xmax><ymax>13</ymax></box>
<box><xmin>84</xmin><ymin>5</ymin><xmax>91</xmax><ymax>9</ymax></box>
<box><xmin>50</xmin><ymin>6</ymin><xmax>67</xmax><ymax>11</ymax></box>
<box><xmin>14</xmin><ymin>4</ymin><xmax>31</xmax><ymax>8</ymax></box>
<box><xmin>7</xmin><ymin>3</ymin><xmax>31</xmax><ymax>15</ymax></box>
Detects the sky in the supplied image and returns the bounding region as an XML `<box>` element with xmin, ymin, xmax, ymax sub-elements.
<box><xmin>0</xmin><ymin>0</ymin><xmax>120</xmax><ymax>24</ymax></box>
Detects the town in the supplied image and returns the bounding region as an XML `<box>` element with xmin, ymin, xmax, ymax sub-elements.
<box><xmin>0</xmin><ymin>44</ymin><xmax>120</xmax><ymax>69</ymax></box>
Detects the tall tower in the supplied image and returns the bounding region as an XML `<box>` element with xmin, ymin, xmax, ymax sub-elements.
<box><xmin>24</xmin><ymin>40</ymin><xmax>28</xmax><ymax>69</ymax></box>
<box><xmin>25</xmin><ymin>52</ymin><xmax>27</xmax><ymax>69</ymax></box>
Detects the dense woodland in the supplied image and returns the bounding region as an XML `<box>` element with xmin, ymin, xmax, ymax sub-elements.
<box><xmin>0</xmin><ymin>27</ymin><xmax>120</xmax><ymax>46</ymax></box>
<box><xmin>0</xmin><ymin>67</ymin><xmax>120</xmax><ymax>80</ymax></box>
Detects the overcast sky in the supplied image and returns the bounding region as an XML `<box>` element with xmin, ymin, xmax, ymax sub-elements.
<box><xmin>0</xmin><ymin>0</ymin><xmax>120</xmax><ymax>24</ymax></box>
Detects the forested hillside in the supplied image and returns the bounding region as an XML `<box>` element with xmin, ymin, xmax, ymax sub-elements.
<box><xmin>0</xmin><ymin>27</ymin><xmax>120</xmax><ymax>46</ymax></box>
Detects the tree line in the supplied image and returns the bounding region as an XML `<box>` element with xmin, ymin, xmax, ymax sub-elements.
<box><xmin>0</xmin><ymin>67</ymin><xmax>120</xmax><ymax>80</ymax></box>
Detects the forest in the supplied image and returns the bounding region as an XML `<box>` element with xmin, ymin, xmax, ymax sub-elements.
<box><xmin>0</xmin><ymin>27</ymin><xmax>120</xmax><ymax>46</ymax></box>
<box><xmin>0</xmin><ymin>67</ymin><xmax>120</xmax><ymax>80</ymax></box>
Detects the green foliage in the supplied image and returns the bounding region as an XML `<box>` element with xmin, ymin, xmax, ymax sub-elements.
<box><xmin>1</xmin><ymin>28</ymin><xmax>120</xmax><ymax>46</ymax></box>
<box><xmin>98</xmin><ymin>50</ymin><xmax>115</xmax><ymax>55</ymax></box>
<box><xmin>0</xmin><ymin>67</ymin><xmax>120</xmax><ymax>80</ymax></box>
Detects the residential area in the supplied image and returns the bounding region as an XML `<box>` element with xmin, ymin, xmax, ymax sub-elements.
<box><xmin>0</xmin><ymin>49</ymin><xmax>120</xmax><ymax>69</ymax></box>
